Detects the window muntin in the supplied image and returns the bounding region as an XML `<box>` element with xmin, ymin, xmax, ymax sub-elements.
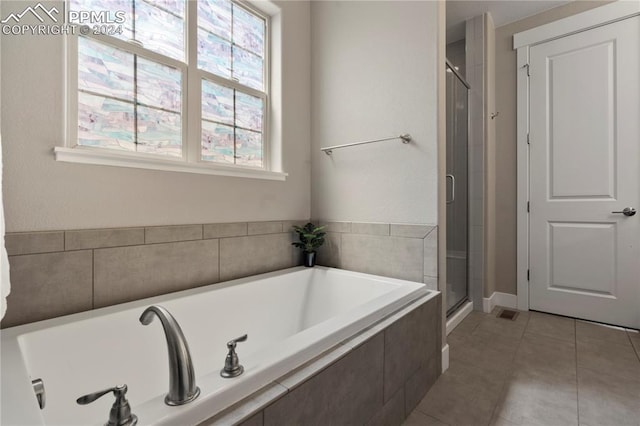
<box><xmin>70</xmin><ymin>0</ymin><xmax>268</xmax><ymax>170</ymax></box>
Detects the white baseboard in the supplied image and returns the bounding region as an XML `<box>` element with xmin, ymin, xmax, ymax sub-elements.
<box><xmin>483</xmin><ymin>291</ymin><xmax>518</xmax><ymax>313</ymax></box>
<box><xmin>441</xmin><ymin>344</ymin><xmax>449</xmax><ymax>373</ymax></box>
<box><xmin>446</xmin><ymin>301</ymin><xmax>473</xmax><ymax>335</ymax></box>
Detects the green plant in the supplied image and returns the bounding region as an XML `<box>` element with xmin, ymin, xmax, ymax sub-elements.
<box><xmin>292</xmin><ymin>222</ymin><xmax>326</xmax><ymax>253</ymax></box>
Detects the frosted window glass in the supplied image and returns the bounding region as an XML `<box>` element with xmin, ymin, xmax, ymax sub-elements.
<box><xmin>235</xmin><ymin>128</ymin><xmax>262</xmax><ymax>167</ymax></box>
<box><xmin>202</xmin><ymin>121</ymin><xmax>234</xmax><ymax>163</ymax></box>
<box><xmin>78</xmin><ymin>37</ymin><xmax>134</xmax><ymax>101</ymax></box>
<box><xmin>78</xmin><ymin>92</ymin><xmax>135</xmax><ymax>151</ymax></box>
<box><xmin>137</xmin><ymin>58</ymin><xmax>182</xmax><ymax>112</ymax></box>
<box><xmin>136</xmin><ymin>106</ymin><xmax>182</xmax><ymax>157</ymax></box>
<box><xmin>236</xmin><ymin>92</ymin><xmax>262</xmax><ymax>131</ymax></box>
<box><xmin>134</xmin><ymin>0</ymin><xmax>185</xmax><ymax>61</ymax></box>
<box><xmin>233</xmin><ymin>5</ymin><xmax>264</xmax><ymax>57</ymax></box>
<box><xmin>202</xmin><ymin>80</ymin><xmax>234</xmax><ymax>124</ymax></box>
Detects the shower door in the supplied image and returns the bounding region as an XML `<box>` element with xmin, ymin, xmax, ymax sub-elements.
<box><xmin>446</xmin><ymin>61</ymin><xmax>470</xmax><ymax>316</ymax></box>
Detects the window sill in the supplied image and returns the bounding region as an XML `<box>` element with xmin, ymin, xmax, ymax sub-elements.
<box><xmin>53</xmin><ymin>147</ymin><xmax>288</xmax><ymax>181</ymax></box>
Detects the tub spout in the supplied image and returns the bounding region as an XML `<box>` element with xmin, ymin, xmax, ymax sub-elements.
<box><xmin>139</xmin><ymin>305</ymin><xmax>200</xmax><ymax>406</ymax></box>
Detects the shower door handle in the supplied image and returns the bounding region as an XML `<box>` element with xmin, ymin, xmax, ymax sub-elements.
<box><xmin>446</xmin><ymin>174</ymin><xmax>455</xmax><ymax>204</ymax></box>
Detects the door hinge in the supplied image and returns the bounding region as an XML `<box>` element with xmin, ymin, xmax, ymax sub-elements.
<box><xmin>527</xmin><ymin>133</ymin><xmax>530</xmax><ymax>145</ymax></box>
<box><xmin>524</xmin><ymin>63</ymin><xmax>530</xmax><ymax>77</ymax></box>
<box><xmin>527</xmin><ymin>269</ymin><xmax>530</xmax><ymax>281</ymax></box>
<box><xmin>527</xmin><ymin>201</ymin><xmax>530</xmax><ymax>213</ymax></box>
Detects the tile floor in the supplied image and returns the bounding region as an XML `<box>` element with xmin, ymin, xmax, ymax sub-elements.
<box><xmin>404</xmin><ymin>308</ymin><xmax>640</xmax><ymax>426</ymax></box>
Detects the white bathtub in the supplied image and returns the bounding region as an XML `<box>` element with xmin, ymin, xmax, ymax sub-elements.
<box><xmin>1</xmin><ymin>266</ymin><xmax>432</xmax><ymax>425</ymax></box>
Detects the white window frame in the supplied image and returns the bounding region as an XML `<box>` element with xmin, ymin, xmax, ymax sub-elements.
<box><xmin>57</xmin><ymin>0</ymin><xmax>286</xmax><ymax>181</ymax></box>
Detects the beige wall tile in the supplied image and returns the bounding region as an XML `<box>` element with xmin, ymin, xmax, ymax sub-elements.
<box><xmin>367</xmin><ymin>387</ymin><xmax>405</xmax><ymax>426</ymax></box>
<box><xmin>316</xmin><ymin>232</ymin><xmax>341</xmax><ymax>268</ymax></box>
<box><xmin>423</xmin><ymin>276</ymin><xmax>438</xmax><ymax>291</ymax></box>
<box><xmin>219</xmin><ymin>234</ymin><xmax>294</xmax><ymax>281</ymax></box>
<box><xmin>390</xmin><ymin>224</ymin><xmax>435</xmax><ymax>239</ymax></box>
<box><xmin>404</xmin><ymin>354</ymin><xmax>441</xmax><ymax>415</ymax></box>
<box><xmin>341</xmin><ymin>235</ymin><xmax>423</xmax><ymax>282</ymax></box>
<box><xmin>65</xmin><ymin>228</ymin><xmax>144</xmax><ymax>251</ymax></box>
<box><xmin>423</xmin><ymin>227</ymin><xmax>438</xmax><ymax>277</ymax></box>
<box><xmin>282</xmin><ymin>220</ymin><xmax>310</xmax><ymax>232</ymax></box>
<box><xmin>351</xmin><ymin>222</ymin><xmax>390</xmax><ymax>236</ymax></box>
<box><xmin>203</xmin><ymin>222</ymin><xmax>248</xmax><ymax>239</ymax></box>
<box><xmin>320</xmin><ymin>221</ymin><xmax>352</xmax><ymax>233</ymax></box>
<box><xmin>145</xmin><ymin>225</ymin><xmax>203</xmax><ymax>244</ymax></box>
<box><xmin>94</xmin><ymin>240</ymin><xmax>219</xmax><ymax>308</ymax></box>
<box><xmin>247</xmin><ymin>222</ymin><xmax>284</xmax><ymax>235</ymax></box>
<box><xmin>5</xmin><ymin>231</ymin><xmax>64</xmax><ymax>255</ymax></box>
<box><xmin>384</xmin><ymin>296</ymin><xmax>440</xmax><ymax>401</ymax></box>
<box><xmin>264</xmin><ymin>333</ymin><xmax>384</xmax><ymax>425</ymax></box>
<box><xmin>1</xmin><ymin>251</ymin><xmax>93</xmax><ymax>328</ymax></box>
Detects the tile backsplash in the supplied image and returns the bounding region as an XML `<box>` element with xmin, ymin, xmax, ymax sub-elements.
<box><xmin>2</xmin><ymin>221</ymin><xmax>306</xmax><ymax>328</ymax></box>
<box><xmin>315</xmin><ymin>221</ymin><xmax>438</xmax><ymax>289</ymax></box>
<box><xmin>2</xmin><ymin>220</ymin><xmax>438</xmax><ymax>328</ymax></box>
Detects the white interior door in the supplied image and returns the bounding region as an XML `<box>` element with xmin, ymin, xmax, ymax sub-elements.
<box><xmin>529</xmin><ymin>16</ymin><xmax>640</xmax><ymax>329</ymax></box>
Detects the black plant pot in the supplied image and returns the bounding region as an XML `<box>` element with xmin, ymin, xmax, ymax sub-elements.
<box><xmin>303</xmin><ymin>251</ymin><xmax>316</xmax><ymax>267</ymax></box>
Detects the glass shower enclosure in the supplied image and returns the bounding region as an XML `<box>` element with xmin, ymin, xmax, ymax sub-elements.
<box><xmin>445</xmin><ymin>60</ymin><xmax>470</xmax><ymax>316</ymax></box>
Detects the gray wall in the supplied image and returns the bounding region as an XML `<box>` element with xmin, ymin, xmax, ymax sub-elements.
<box><xmin>493</xmin><ymin>0</ymin><xmax>614</xmax><ymax>295</ymax></box>
<box><xmin>310</xmin><ymin>1</ymin><xmax>439</xmax><ymax>226</ymax></box>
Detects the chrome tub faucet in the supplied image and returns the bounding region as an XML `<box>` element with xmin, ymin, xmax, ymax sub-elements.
<box><xmin>139</xmin><ymin>305</ymin><xmax>200</xmax><ymax>406</ymax></box>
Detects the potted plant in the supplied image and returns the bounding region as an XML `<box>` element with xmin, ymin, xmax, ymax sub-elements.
<box><xmin>292</xmin><ymin>222</ymin><xmax>326</xmax><ymax>267</ymax></box>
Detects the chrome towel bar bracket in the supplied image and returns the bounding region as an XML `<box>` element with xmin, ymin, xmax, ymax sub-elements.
<box><xmin>321</xmin><ymin>133</ymin><xmax>412</xmax><ymax>155</ymax></box>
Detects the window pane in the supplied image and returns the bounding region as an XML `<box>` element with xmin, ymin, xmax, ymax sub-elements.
<box><xmin>151</xmin><ymin>0</ymin><xmax>184</xmax><ymax>17</ymax></box>
<box><xmin>235</xmin><ymin>128</ymin><xmax>262</xmax><ymax>167</ymax></box>
<box><xmin>78</xmin><ymin>92</ymin><xmax>135</xmax><ymax>151</ymax></box>
<box><xmin>236</xmin><ymin>92</ymin><xmax>262</xmax><ymax>131</ymax></box>
<box><xmin>197</xmin><ymin>28</ymin><xmax>231</xmax><ymax>78</ymax></box>
<box><xmin>233</xmin><ymin>46</ymin><xmax>263</xmax><ymax>90</ymax></box>
<box><xmin>202</xmin><ymin>80</ymin><xmax>234</xmax><ymax>124</ymax></box>
<box><xmin>135</xmin><ymin>0</ymin><xmax>184</xmax><ymax>61</ymax></box>
<box><xmin>202</xmin><ymin>121</ymin><xmax>234</xmax><ymax>163</ymax></box>
<box><xmin>233</xmin><ymin>4</ymin><xmax>264</xmax><ymax>57</ymax></box>
<box><xmin>198</xmin><ymin>0</ymin><xmax>231</xmax><ymax>40</ymax></box>
<box><xmin>78</xmin><ymin>37</ymin><xmax>134</xmax><ymax>101</ymax></box>
<box><xmin>137</xmin><ymin>106</ymin><xmax>182</xmax><ymax>157</ymax></box>
<box><xmin>137</xmin><ymin>58</ymin><xmax>181</xmax><ymax>112</ymax></box>
<box><xmin>69</xmin><ymin>0</ymin><xmax>133</xmax><ymax>41</ymax></box>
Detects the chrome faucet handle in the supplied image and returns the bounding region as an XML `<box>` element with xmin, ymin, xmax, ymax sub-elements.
<box><xmin>77</xmin><ymin>384</ymin><xmax>138</xmax><ymax>426</ymax></box>
<box><xmin>227</xmin><ymin>334</ymin><xmax>248</xmax><ymax>349</ymax></box>
<box><xmin>221</xmin><ymin>334</ymin><xmax>248</xmax><ymax>378</ymax></box>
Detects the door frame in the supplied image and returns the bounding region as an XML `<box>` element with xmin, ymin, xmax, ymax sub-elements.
<box><xmin>514</xmin><ymin>1</ymin><xmax>640</xmax><ymax>311</ymax></box>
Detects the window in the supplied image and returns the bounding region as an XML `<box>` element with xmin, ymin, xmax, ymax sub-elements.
<box><xmin>63</xmin><ymin>0</ymin><xmax>274</xmax><ymax>176</ymax></box>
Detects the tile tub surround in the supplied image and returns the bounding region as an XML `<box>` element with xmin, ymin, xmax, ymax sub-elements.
<box><xmin>315</xmin><ymin>221</ymin><xmax>438</xmax><ymax>289</ymax></box>
<box><xmin>1</xmin><ymin>220</ymin><xmax>308</xmax><ymax>328</ymax></box>
<box><xmin>201</xmin><ymin>293</ymin><xmax>442</xmax><ymax>426</ymax></box>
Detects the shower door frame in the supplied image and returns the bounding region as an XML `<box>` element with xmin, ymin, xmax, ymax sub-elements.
<box><xmin>445</xmin><ymin>59</ymin><xmax>471</xmax><ymax>317</ymax></box>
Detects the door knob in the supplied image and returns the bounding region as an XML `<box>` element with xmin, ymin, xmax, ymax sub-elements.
<box><xmin>611</xmin><ymin>207</ymin><xmax>636</xmax><ymax>216</ymax></box>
